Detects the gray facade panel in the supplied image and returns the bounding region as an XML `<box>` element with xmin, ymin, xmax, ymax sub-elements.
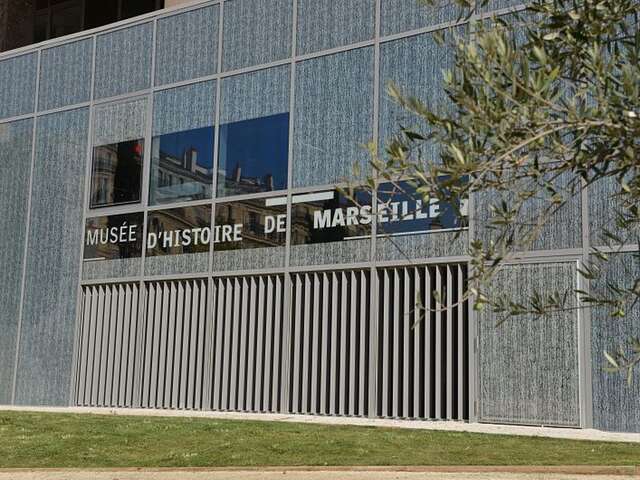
<box><xmin>212</xmin><ymin>247</ymin><xmax>286</xmax><ymax>272</ymax></box>
<box><xmin>82</xmin><ymin>258</ymin><xmax>141</xmax><ymax>281</ymax></box>
<box><xmin>0</xmin><ymin>119</ymin><xmax>33</xmax><ymax>404</ymax></box>
<box><xmin>155</xmin><ymin>6</ymin><xmax>219</xmax><ymax>87</ymax></box>
<box><xmin>95</xmin><ymin>24</ymin><xmax>152</xmax><ymax>100</ymax></box>
<box><xmin>296</xmin><ymin>0</ymin><xmax>375</xmax><ymax>55</ymax></box>
<box><xmin>38</xmin><ymin>39</ymin><xmax>93</xmax><ymax>112</ymax></box>
<box><xmin>222</xmin><ymin>0</ymin><xmax>293</xmax><ymax>72</ymax></box>
<box><xmin>293</xmin><ymin>47</ymin><xmax>374</xmax><ymax>188</ymax></box>
<box><xmin>145</xmin><ymin>252</ymin><xmax>210</xmax><ymax>277</ymax></box>
<box><xmin>375</xmin><ymin>230</ymin><xmax>467</xmax><ymax>262</ymax></box>
<box><xmin>478</xmin><ymin>262</ymin><xmax>580</xmax><ymax>426</ymax></box>
<box><xmin>93</xmin><ymin>97</ymin><xmax>148</xmax><ymax>147</ymax></box>
<box><xmin>588</xmin><ymin>176</ymin><xmax>632</xmax><ymax>248</ymax></box>
<box><xmin>220</xmin><ymin>66</ymin><xmax>289</xmax><ymax>125</ymax></box>
<box><xmin>0</xmin><ymin>52</ymin><xmax>36</xmax><ymax>119</ymax></box>
<box><xmin>153</xmin><ymin>81</ymin><xmax>216</xmax><ymax>137</ymax></box>
<box><xmin>590</xmin><ymin>253</ymin><xmax>640</xmax><ymax>432</ymax></box>
<box><xmin>289</xmin><ymin>240</ymin><xmax>371</xmax><ymax>267</ymax></box>
<box><xmin>379</xmin><ymin>32</ymin><xmax>454</xmax><ymax>164</ymax></box>
<box><xmin>381</xmin><ymin>0</ymin><xmax>464</xmax><ymax>37</ymax></box>
<box><xmin>14</xmin><ymin>108</ymin><xmax>89</xmax><ymax>406</ymax></box>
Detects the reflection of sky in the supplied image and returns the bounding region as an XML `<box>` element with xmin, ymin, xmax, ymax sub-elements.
<box><xmin>218</xmin><ymin>113</ymin><xmax>289</xmax><ymax>188</ymax></box>
<box><xmin>158</xmin><ymin>126</ymin><xmax>214</xmax><ymax>169</ymax></box>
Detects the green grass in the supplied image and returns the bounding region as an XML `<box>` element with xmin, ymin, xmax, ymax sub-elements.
<box><xmin>0</xmin><ymin>412</ymin><xmax>638</xmax><ymax>468</ymax></box>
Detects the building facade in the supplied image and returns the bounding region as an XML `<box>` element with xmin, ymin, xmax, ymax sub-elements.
<box><xmin>0</xmin><ymin>0</ymin><xmax>637</xmax><ymax>433</ymax></box>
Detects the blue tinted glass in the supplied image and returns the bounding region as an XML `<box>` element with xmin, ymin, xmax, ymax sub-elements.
<box><xmin>150</xmin><ymin>126</ymin><xmax>214</xmax><ymax>205</ymax></box>
<box><xmin>217</xmin><ymin>112</ymin><xmax>289</xmax><ymax>197</ymax></box>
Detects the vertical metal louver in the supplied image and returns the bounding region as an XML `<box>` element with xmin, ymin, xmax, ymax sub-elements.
<box><xmin>74</xmin><ymin>283</ymin><xmax>142</xmax><ymax>407</ymax></box>
<box><xmin>377</xmin><ymin>265</ymin><xmax>469</xmax><ymax>420</ymax></box>
<box><xmin>139</xmin><ymin>279</ymin><xmax>212</xmax><ymax>410</ymax></box>
<box><xmin>289</xmin><ymin>270</ymin><xmax>371</xmax><ymax>417</ymax></box>
<box><xmin>210</xmin><ymin>275</ymin><xmax>287</xmax><ymax>413</ymax></box>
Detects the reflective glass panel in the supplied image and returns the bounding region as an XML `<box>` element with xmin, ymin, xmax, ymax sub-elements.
<box><xmin>214</xmin><ymin>198</ymin><xmax>287</xmax><ymax>251</ymax></box>
<box><xmin>84</xmin><ymin>212</ymin><xmax>144</xmax><ymax>261</ymax></box>
<box><xmin>217</xmin><ymin>113</ymin><xmax>289</xmax><ymax>197</ymax></box>
<box><xmin>147</xmin><ymin>205</ymin><xmax>212</xmax><ymax>257</ymax></box>
<box><xmin>291</xmin><ymin>189</ymin><xmax>372</xmax><ymax>245</ymax></box>
<box><xmin>90</xmin><ymin>139</ymin><xmax>144</xmax><ymax>208</ymax></box>
<box><xmin>376</xmin><ymin>181</ymin><xmax>468</xmax><ymax>237</ymax></box>
<box><xmin>150</xmin><ymin>126</ymin><xmax>214</xmax><ymax>205</ymax></box>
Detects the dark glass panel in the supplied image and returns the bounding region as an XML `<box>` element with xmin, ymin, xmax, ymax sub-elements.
<box><xmin>122</xmin><ymin>0</ymin><xmax>161</xmax><ymax>19</ymax></box>
<box><xmin>34</xmin><ymin>13</ymin><xmax>49</xmax><ymax>43</ymax></box>
<box><xmin>291</xmin><ymin>189</ymin><xmax>372</xmax><ymax>245</ymax></box>
<box><xmin>50</xmin><ymin>2</ymin><xmax>83</xmax><ymax>39</ymax></box>
<box><xmin>214</xmin><ymin>198</ymin><xmax>287</xmax><ymax>251</ymax></box>
<box><xmin>376</xmin><ymin>180</ymin><xmax>468</xmax><ymax>236</ymax></box>
<box><xmin>84</xmin><ymin>212</ymin><xmax>144</xmax><ymax>261</ymax></box>
<box><xmin>147</xmin><ymin>205</ymin><xmax>211</xmax><ymax>257</ymax></box>
<box><xmin>217</xmin><ymin>112</ymin><xmax>289</xmax><ymax>197</ymax></box>
<box><xmin>90</xmin><ymin>139</ymin><xmax>144</xmax><ymax>208</ymax></box>
<box><xmin>150</xmin><ymin>126</ymin><xmax>214</xmax><ymax>205</ymax></box>
<box><xmin>84</xmin><ymin>0</ymin><xmax>119</xmax><ymax>29</ymax></box>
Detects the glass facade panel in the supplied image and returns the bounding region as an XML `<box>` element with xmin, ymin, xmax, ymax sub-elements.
<box><xmin>147</xmin><ymin>205</ymin><xmax>212</xmax><ymax>257</ymax></box>
<box><xmin>0</xmin><ymin>53</ymin><xmax>37</xmax><ymax>120</ymax></box>
<box><xmin>38</xmin><ymin>39</ymin><xmax>93</xmax><ymax>112</ymax></box>
<box><xmin>155</xmin><ymin>6</ymin><xmax>219</xmax><ymax>86</ymax></box>
<box><xmin>293</xmin><ymin>47</ymin><xmax>374</xmax><ymax>188</ymax></box>
<box><xmin>151</xmin><ymin>81</ymin><xmax>216</xmax><ymax>205</ymax></box>
<box><xmin>217</xmin><ymin>114</ymin><xmax>289</xmax><ymax>197</ymax></box>
<box><xmin>84</xmin><ymin>212</ymin><xmax>144</xmax><ymax>261</ymax></box>
<box><xmin>218</xmin><ymin>66</ymin><xmax>290</xmax><ymax>197</ymax></box>
<box><xmin>222</xmin><ymin>0</ymin><xmax>293</xmax><ymax>71</ymax></box>
<box><xmin>90</xmin><ymin>139</ymin><xmax>144</xmax><ymax>208</ymax></box>
<box><xmin>95</xmin><ymin>23</ymin><xmax>152</xmax><ymax>99</ymax></box>
<box><xmin>296</xmin><ymin>0</ymin><xmax>375</xmax><ymax>55</ymax></box>
<box><xmin>381</xmin><ymin>0</ymin><xmax>464</xmax><ymax>37</ymax></box>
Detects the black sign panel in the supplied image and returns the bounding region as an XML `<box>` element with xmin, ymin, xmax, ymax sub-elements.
<box><xmin>291</xmin><ymin>189</ymin><xmax>372</xmax><ymax>245</ymax></box>
<box><xmin>214</xmin><ymin>198</ymin><xmax>287</xmax><ymax>251</ymax></box>
<box><xmin>84</xmin><ymin>212</ymin><xmax>144</xmax><ymax>261</ymax></box>
<box><xmin>147</xmin><ymin>205</ymin><xmax>212</xmax><ymax>257</ymax></box>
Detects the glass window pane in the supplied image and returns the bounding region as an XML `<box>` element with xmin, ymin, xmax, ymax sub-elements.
<box><xmin>147</xmin><ymin>205</ymin><xmax>212</xmax><ymax>257</ymax></box>
<box><xmin>214</xmin><ymin>199</ymin><xmax>287</xmax><ymax>251</ymax></box>
<box><xmin>90</xmin><ymin>139</ymin><xmax>144</xmax><ymax>208</ymax></box>
<box><xmin>151</xmin><ymin>81</ymin><xmax>216</xmax><ymax>205</ymax></box>
<box><xmin>50</xmin><ymin>2</ymin><xmax>82</xmax><ymax>39</ymax></box>
<box><xmin>217</xmin><ymin>113</ymin><xmax>289</xmax><ymax>197</ymax></box>
<box><xmin>84</xmin><ymin>212</ymin><xmax>144</xmax><ymax>261</ymax></box>
<box><xmin>150</xmin><ymin>127</ymin><xmax>214</xmax><ymax>205</ymax></box>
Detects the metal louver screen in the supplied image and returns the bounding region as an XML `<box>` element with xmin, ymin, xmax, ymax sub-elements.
<box><xmin>74</xmin><ymin>283</ymin><xmax>142</xmax><ymax>407</ymax></box>
<box><xmin>289</xmin><ymin>270</ymin><xmax>371</xmax><ymax>417</ymax></box>
<box><xmin>139</xmin><ymin>279</ymin><xmax>212</xmax><ymax>410</ymax></box>
<box><xmin>210</xmin><ymin>275</ymin><xmax>287</xmax><ymax>413</ymax></box>
<box><xmin>378</xmin><ymin>265</ymin><xmax>468</xmax><ymax>420</ymax></box>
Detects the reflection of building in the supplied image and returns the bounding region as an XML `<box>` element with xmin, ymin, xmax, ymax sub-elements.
<box><xmin>155</xmin><ymin>144</ymin><xmax>212</xmax><ymax>200</ymax></box>
<box><xmin>216</xmin><ymin>200</ymin><xmax>286</xmax><ymax>249</ymax></box>
<box><xmin>148</xmin><ymin>206</ymin><xmax>210</xmax><ymax>255</ymax></box>
<box><xmin>91</xmin><ymin>144</ymin><xmax>118</xmax><ymax>207</ymax></box>
<box><xmin>218</xmin><ymin>163</ymin><xmax>276</xmax><ymax>196</ymax></box>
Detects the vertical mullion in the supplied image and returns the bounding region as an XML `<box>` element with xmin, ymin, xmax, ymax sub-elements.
<box><xmin>310</xmin><ymin>273</ymin><xmax>320</xmax><ymax>414</ymax></box>
<box><xmin>446</xmin><ymin>265</ymin><xmax>454</xmax><ymax>420</ymax></box>
<box><xmin>172</xmin><ymin>282</ymin><xmax>185</xmax><ymax>409</ymax></box>
<box><xmin>292</xmin><ymin>274</ymin><xmax>302</xmax><ymax>413</ymax></box>
<box><xmin>212</xmin><ymin>279</ymin><xmax>225</xmax><ymax>409</ymax></box>
<box><xmin>164</xmin><ymin>282</ymin><xmax>177</xmax><ymax>409</ymax></box>
<box><xmin>359</xmin><ymin>271</ymin><xmax>367</xmax><ymax>417</ymax></box>
<box><xmin>141</xmin><ymin>283</ymin><xmax>156</xmax><ymax>408</ymax></box>
<box><xmin>320</xmin><ymin>272</ymin><xmax>329</xmax><ymax>415</ymax></box>
<box><xmin>118</xmin><ymin>285</ymin><xmax>132</xmax><ymax>407</ymax></box>
<box><xmin>272</xmin><ymin>275</ymin><xmax>283</xmax><ymax>412</ymax></box>
<box><xmin>329</xmin><ymin>272</ymin><xmax>339</xmax><ymax>415</ymax></box>
<box><xmin>97</xmin><ymin>286</ymin><xmax>112</xmax><ymax>407</ymax></box>
<box><xmin>403</xmin><ymin>268</ymin><xmax>410</xmax><ymax>419</ymax></box>
<box><xmin>381</xmin><ymin>269</ymin><xmax>390</xmax><ymax>417</ymax></box>
<box><xmin>413</xmin><ymin>267</ymin><xmax>422</xmax><ymax>418</ymax></box>
<box><xmin>425</xmin><ymin>267</ymin><xmax>432</xmax><ymax>418</ymax></box>
<box><xmin>349</xmin><ymin>271</ymin><xmax>358</xmax><ymax>416</ymax></box>
<box><xmin>339</xmin><ymin>271</ymin><xmax>348</xmax><ymax>415</ymax></box>
<box><xmin>435</xmin><ymin>266</ymin><xmax>442</xmax><ymax>419</ymax></box>
<box><xmin>246</xmin><ymin>277</ymin><xmax>258</xmax><ymax>411</ymax></box>
<box><xmin>457</xmin><ymin>265</ymin><xmax>465</xmax><ymax>420</ymax></box>
<box><xmin>179</xmin><ymin>281</ymin><xmax>192</xmax><ymax>410</ymax></box>
<box><xmin>392</xmin><ymin>268</ymin><xmax>400</xmax><ymax>418</ymax></box>
<box><xmin>229</xmin><ymin>278</ymin><xmax>241</xmax><ymax>410</ymax></box>
<box><xmin>263</xmin><ymin>276</ymin><xmax>274</xmax><ymax>411</ymax></box>
<box><xmin>237</xmin><ymin>278</ymin><xmax>249</xmax><ymax>410</ymax></box>
<box><xmin>111</xmin><ymin>285</ymin><xmax>126</xmax><ymax>406</ymax></box>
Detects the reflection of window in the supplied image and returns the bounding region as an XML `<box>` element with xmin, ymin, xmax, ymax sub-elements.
<box><xmin>217</xmin><ymin>113</ymin><xmax>289</xmax><ymax>197</ymax></box>
<box><xmin>83</xmin><ymin>212</ymin><xmax>144</xmax><ymax>261</ymax></box>
<box><xmin>214</xmin><ymin>199</ymin><xmax>286</xmax><ymax>251</ymax></box>
<box><xmin>90</xmin><ymin>139</ymin><xmax>144</xmax><ymax>208</ymax></box>
<box><xmin>150</xmin><ymin>126</ymin><xmax>214</xmax><ymax>205</ymax></box>
<box><xmin>147</xmin><ymin>205</ymin><xmax>211</xmax><ymax>257</ymax></box>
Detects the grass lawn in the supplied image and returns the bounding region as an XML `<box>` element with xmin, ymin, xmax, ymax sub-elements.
<box><xmin>0</xmin><ymin>411</ymin><xmax>638</xmax><ymax>468</ymax></box>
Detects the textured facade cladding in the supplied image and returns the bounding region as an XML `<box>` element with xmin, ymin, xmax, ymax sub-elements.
<box><xmin>381</xmin><ymin>0</ymin><xmax>464</xmax><ymax>36</ymax></box>
<box><xmin>153</xmin><ymin>81</ymin><xmax>216</xmax><ymax>137</ymax></box>
<box><xmin>222</xmin><ymin>0</ymin><xmax>293</xmax><ymax>71</ymax></box>
<box><xmin>478</xmin><ymin>262</ymin><xmax>580</xmax><ymax>426</ymax></box>
<box><xmin>38</xmin><ymin>39</ymin><xmax>93</xmax><ymax>112</ymax></box>
<box><xmin>155</xmin><ymin>6</ymin><xmax>219</xmax><ymax>87</ymax></box>
<box><xmin>296</xmin><ymin>0</ymin><xmax>375</xmax><ymax>54</ymax></box>
<box><xmin>14</xmin><ymin>108</ymin><xmax>89</xmax><ymax>406</ymax></box>
<box><xmin>95</xmin><ymin>24</ymin><xmax>152</xmax><ymax>100</ymax></box>
<box><xmin>0</xmin><ymin>52</ymin><xmax>36</xmax><ymax>119</ymax></box>
<box><xmin>293</xmin><ymin>47</ymin><xmax>374</xmax><ymax>187</ymax></box>
<box><xmin>93</xmin><ymin>97</ymin><xmax>148</xmax><ymax>147</ymax></box>
<box><xmin>590</xmin><ymin>253</ymin><xmax>640</xmax><ymax>433</ymax></box>
<box><xmin>0</xmin><ymin>119</ymin><xmax>32</xmax><ymax>404</ymax></box>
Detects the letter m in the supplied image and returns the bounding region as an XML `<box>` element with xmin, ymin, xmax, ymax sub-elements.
<box><xmin>313</xmin><ymin>209</ymin><xmax>332</xmax><ymax>230</ymax></box>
